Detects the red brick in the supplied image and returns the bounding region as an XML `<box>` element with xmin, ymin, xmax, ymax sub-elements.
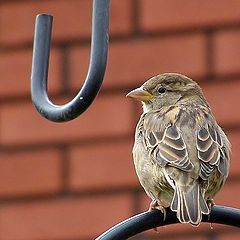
<box><xmin>213</xmin><ymin>30</ymin><xmax>240</xmax><ymax>75</ymax></box>
<box><xmin>139</xmin><ymin>191</ymin><xmax>151</xmax><ymax>213</ymax></box>
<box><xmin>202</xmin><ymin>80</ymin><xmax>240</xmax><ymax>125</ymax></box>
<box><xmin>109</xmin><ymin>0</ymin><xmax>134</xmax><ymax>35</ymax></box>
<box><xmin>0</xmin><ymin>94</ymin><xmax>132</xmax><ymax>146</ymax></box>
<box><xmin>140</xmin><ymin>0</ymin><xmax>240</xmax><ymax>31</ymax></box>
<box><xmin>69</xmin><ymin>140</ymin><xmax>138</xmax><ymax>190</ymax></box>
<box><xmin>215</xmin><ymin>181</ymin><xmax>240</xmax><ymax>207</ymax></box>
<box><xmin>218</xmin><ymin>230</ymin><xmax>240</xmax><ymax>240</ymax></box>
<box><xmin>0</xmin><ymin>0</ymin><xmax>133</xmax><ymax>44</ymax></box>
<box><xmin>227</xmin><ymin>130</ymin><xmax>240</xmax><ymax>177</ymax></box>
<box><xmin>0</xmin><ymin>194</ymin><xmax>132</xmax><ymax>240</ymax></box>
<box><xmin>70</xmin><ymin>34</ymin><xmax>207</xmax><ymax>90</ymax></box>
<box><xmin>0</xmin><ymin>149</ymin><xmax>62</xmax><ymax>197</ymax></box>
<box><xmin>0</xmin><ymin>48</ymin><xmax>61</xmax><ymax>97</ymax></box>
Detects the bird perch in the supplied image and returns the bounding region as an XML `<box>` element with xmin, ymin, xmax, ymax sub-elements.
<box><xmin>96</xmin><ymin>205</ymin><xmax>240</xmax><ymax>240</ymax></box>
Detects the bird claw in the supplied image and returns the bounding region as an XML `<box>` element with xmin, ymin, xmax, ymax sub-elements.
<box><xmin>148</xmin><ymin>200</ymin><xmax>167</xmax><ymax>233</ymax></box>
<box><xmin>149</xmin><ymin>200</ymin><xmax>167</xmax><ymax>221</ymax></box>
<box><xmin>207</xmin><ymin>199</ymin><xmax>215</xmax><ymax>229</ymax></box>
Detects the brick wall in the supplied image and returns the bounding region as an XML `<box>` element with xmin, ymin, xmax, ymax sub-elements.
<box><xmin>0</xmin><ymin>0</ymin><xmax>240</xmax><ymax>239</ymax></box>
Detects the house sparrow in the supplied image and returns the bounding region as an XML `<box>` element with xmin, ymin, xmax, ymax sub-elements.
<box><xmin>126</xmin><ymin>73</ymin><xmax>230</xmax><ymax>226</ymax></box>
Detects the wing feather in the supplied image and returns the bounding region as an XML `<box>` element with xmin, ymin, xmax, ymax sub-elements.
<box><xmin>197</xmin><ymin>124</ymin><xmax>229</xmax><ymax>180</ymax></box>
<box><xmin>146</xmin><ymin>125</ymin><xmax>194</xmax><ymax>172</ymax></box>
<box><xmin>143</xmin><ymin>111</ymin><xmax>229</xmax><ymax>178</ymax></box>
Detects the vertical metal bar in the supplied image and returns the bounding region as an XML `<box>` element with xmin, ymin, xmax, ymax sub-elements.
<box><xmin>31</xmin><ymin>14</ymin><xmax>53</xmax><ymax>114</ymax></box>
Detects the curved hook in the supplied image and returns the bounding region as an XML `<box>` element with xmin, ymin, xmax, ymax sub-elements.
<box><xmin>31</xmin><ymin>0</ymin><xmax>110</xmax><ymax>122</ymax></box>
<box><xmin>96</xmin><ymin>205</ymin><xmax>240</xmax><ymax>240</ymax></box>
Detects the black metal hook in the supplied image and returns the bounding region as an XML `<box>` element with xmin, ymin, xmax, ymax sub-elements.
<box><xmin>31</xmin><ymin>0</ymin><xmax>110</xmax><ymax>122</ymax></box>
<box><xmin>96</xmin><ymin>205</ymin><xmax>240</xmax><ymax>240</ymax></box>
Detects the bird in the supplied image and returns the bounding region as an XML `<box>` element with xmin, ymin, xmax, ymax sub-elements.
<box><xmin>126</xmin><ymin>73</ymin><xmax>231</xmax><ymax>226</ymax></box>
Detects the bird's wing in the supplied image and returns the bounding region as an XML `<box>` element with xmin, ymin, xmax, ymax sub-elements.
<box><xmin>145</xmin><ymin>124</ymin><xmax>194</xmax><ymax>172</ymax></box>
<box><xmin>197</xmin><ymin>124</ymin><xmax>230</xmax><ymax>180</ymax></box>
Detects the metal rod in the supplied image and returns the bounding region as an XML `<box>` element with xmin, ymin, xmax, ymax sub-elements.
<box><xmin>96</xmin><ymin>205</ymin><xmax>240</xmax><ymax>240</ymax></box>
<box><xmin>31</xmin><ymin>0</ymin><xmax>109</xmax><ymax>122</ymax></box>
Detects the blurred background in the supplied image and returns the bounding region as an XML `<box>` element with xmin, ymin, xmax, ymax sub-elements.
<box><xmin>0</xmin><ymin>0</ymin><xmax>240</xmax><ymax>239</ymax></box>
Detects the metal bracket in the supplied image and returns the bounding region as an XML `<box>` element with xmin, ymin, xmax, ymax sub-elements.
<box><xmin>31</xmin><ymin>0</ymin><xmax>110</xmax><ymax>122</ymax></box>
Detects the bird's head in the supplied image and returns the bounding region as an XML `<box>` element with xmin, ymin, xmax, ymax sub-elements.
<box><xmin>126</xmin><ymin>73</ymin><xmax>208</xmax><ymax>112</ymax></box>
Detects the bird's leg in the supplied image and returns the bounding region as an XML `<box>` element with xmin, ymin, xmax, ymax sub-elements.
<box><xmin>207</xmin><ymin>199</ymin><xmax>215</xmax><ymax>229</ymax></box>
<box><xmin>148</xmin><ymin>200</ymin><xmax>167</xmax><ymax>233</ymax></box>
<box><xmin>148</xmin><ymin>200</ymin><xmax>160</xmax><ymax>233</ymax></box>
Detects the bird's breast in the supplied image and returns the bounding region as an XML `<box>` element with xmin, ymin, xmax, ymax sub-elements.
<box><xmin>133</xmin><ymin>140</ymin><xmax>173</xmax><ymax>205</ymax></box>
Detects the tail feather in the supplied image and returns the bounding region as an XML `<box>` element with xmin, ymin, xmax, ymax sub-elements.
<box><xmin>199</xmin><ymin>190</ymin><xmax>210</xmax><ymax>215</ymax></box>
<box><xmin>170</xmin><ymin>181</ymin><xmax>209</xmax><ymax>225</ymax></box>
<box><xmin>171</xmin><ymin>187</ymin><xmax>178</xmax><ymax>211</ymax></box>
<box><xmin>178</xmin><ymin>186</ymin><xmax>190</xmax><ymax>223</ymax></box>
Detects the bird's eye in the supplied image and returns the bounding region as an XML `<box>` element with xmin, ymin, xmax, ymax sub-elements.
<box><xmin>158</xmin><ymin>87</ymin><xmax>166</xmax><ymax>94</ymax></box>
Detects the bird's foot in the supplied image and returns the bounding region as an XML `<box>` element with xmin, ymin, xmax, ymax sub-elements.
<box><xmin>149</xmin><ymin>200</ymin><xmax>167</xmax><ymax>220</ymax></box>
<box><xmin>207</xmin><ymin>199</ymin><xmax>215</xmax><ymax>207</ymax></box>
<box><xmin>148</xmin><ymin>200</ymin><xmax>166</xmax><ymax>233</ymax></box>
<box><xmin>207</xmin><ymin>199</ymin><xmax>215</xmax><ymax>229</ymax></box>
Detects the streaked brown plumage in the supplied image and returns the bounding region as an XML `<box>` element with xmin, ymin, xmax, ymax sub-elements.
<box><xmin>127</xmin><ymin>73</ymin><xmax>230</xmax><ymax>225</ymax></box>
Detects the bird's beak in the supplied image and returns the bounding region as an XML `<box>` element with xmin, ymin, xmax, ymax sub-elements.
<box><xmin>126</xmin><ymin>87</ymin><xmax>153</xmax><ymax>101</ymax></box>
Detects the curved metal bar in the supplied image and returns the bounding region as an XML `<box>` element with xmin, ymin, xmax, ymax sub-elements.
<box><xmin>96</xmin><ymin>205</ymin><xmax>240</xmax><ymax>240</ymax></box>
<box><xmin>31</xmin><ymin>0</ymin><xmax>109</xmax><ymax>122</ymax></box>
